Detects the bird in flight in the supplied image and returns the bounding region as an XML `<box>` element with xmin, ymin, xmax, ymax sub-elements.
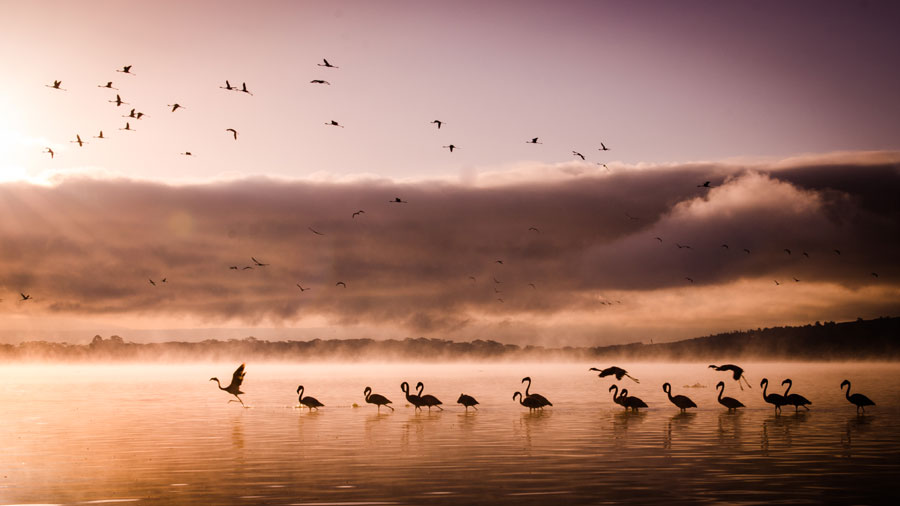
<box><xmin>497</xmin><ymin>298</ymin><xmax>504</xmax><ymax>303</ymax></box>
<box><xmin>598</xmin><ymin>142</ymin><xmax>610</xmax><ymax>151</ymax></box>
<box><xmin>697</xmin><ymin>181</ymin><xmax>711</xmax><ymax>188</ymax></box>
<box><xmin>352</xmin><ymin>210</ymin><xmax>365</xmax><ymax>218</ymax></box>
<box><xmin>240</xmin><ymin>82</ymin><xmax>252</xmax><ymax>95</ymax></box>
<box><xmin>45</xmin><ymin>80</ymin><xmax>65</xmax><ymax>90</ymax></box>
<box><xmin>743</xmin><ymin>248</ymin><xmax>751</xmax><ymax>254</ymax></box>
<box><xmin>98</xmin><ymin>81</ymin><xmax>117</xmax><ymax>90</ymax></box>
<box><xmin>721</xmin><ymin>244</ymin><xmax>729</xmax><ymax>250</ymax></box>
<box><xmin>390</xmin><ymin>197</ymin><xmax>408</xmax><ymax>203</ymax></box>
<box><xmin>242</xmin><ymin>266</ymin><xmax>253</xmax><ymax>270</ymax></box>
<box><xmin>20</xmin><ymin>293</ymin><xmax>32</xmax><ymax>301</ymax></box>
<box><xmin>431</xmin><ymin>120</ymin><xmax>443</xmax><ymax>129</ymax></box>
<box><xmin>226</xmin><ymin>128</ymin><xmax>238</xmax><ymax>140</ymax></box>
<box><xmin>124</xmin><ymin>108</ymin><xmax>137</xmax><ymax>119</ymax></box>
<box><xmin>526</xmin><ymin>137</ymin><xmax>542</xmax><ymax>144</ymax></box>
<box><xmin>180</xmin><ymin>152</ymin><xmax>193</xmax><ymax>156</ymax></box>
<box><xmin>335</xmin><ymin>281</ymin><xmax>347</xmax><ymax>288</ymax></box>
<box><xmin>94</xmin><ymin>131</ymin><xmax>105</xmax><ymax>139</ymax></box>
<box><xmin>296</xmin><ymin>284</ymin><xmax>310</xmax><ymax>292</ymax></box>
<box><xmin>109</xmin><ymin>94</ymin><xmax>127</xmax><ymax>107</ymax></box>
<box><xmin>119</xmin><ymin>122</ymin><xmax>134</xmax><ymax>131</ymax></box>
<box><xmin>572</xmin><ymin>151</ymin><xmax>585</xmax><ymax>160</ymax></box>
<box><xmin>802</xmin><ymin>251</ymin><xmax>809</xmax><ymax>258</ymax></box>
<box><xmin>833</xmin><ymin>249</ymin><xmax>841</xmax><ymax>255</ymax></box>
<box><xmin>793</xmin><ymin>277</ymin><xmax>800</xmax><ymax>282</ymax></box>
<box><xmin>685</xmin><ymin>277</ymin><xmax>694</xmax><ymax>283</ymax></box>
<box><xmin>325</xmin><ymin>120</ymin><xmax>344</xmax><ymax>128</ymax></box>
<box><xmin>443</xmin><ymin>144</ymin><xmax>458</xmax><ymax>152</ymax></box>
<box><xmin>493</xmin><ymin>277</ymin><xmax>502</xmax><ymax>284</ymax></box>
<box><xmin>310</xmin><ymin>80</ymin><xmax>330</xmax><ymax>85</ymax></box>
<box><xmin>168</xmin><ymin>103</ymin><xmax>184</xmax><ymax>112</ymax></box>
<box><xmin>251</xmin><ymin>257</ymin><xmax>268</xmax><ymax>267</ymax></box>
<box><xmin>149</xmin><ymin>278</ymin><xmax>156</xmax><ymax>286</ymax></box>
<box><xmin>135</xmin><ymin>111</ymin><xmax>147</xmax><ymax>120</ymax></box>
<box><xmin>598</xmin><ymin>163</ymin><xmax>610</xmax><ymax>171</ymax></box>
<box><xmin>43</xmin><ymin>147</ymin><xmax>54</xmax><ymax>158</ymax></box>
<box><xmin>308</xmin><ymin>227</ymin><xmax>324</xmax><ymax>236</ymax></box>
<box><xmin>220</xmin><ymin>80</ymin><xmax>235</xmax><ymax>91</ymax></box>
<box><xmin>116</xmin><ymin>65</ymin><xmax>134</xmax><ymax>74</ymax></box>
<box><xmin>318</xmin><ymin>58</ymin><xmax>339</xmax><ymax>68</ymax></box>
<box><xmin>774</xmin><ymin>280</ymin><xmax>781</xmax><ymax>285</ymax></box>
<box><xmin>70</xmin><ymin>135</ymin><xmax>86</xmax><ymax>147</ymax></box>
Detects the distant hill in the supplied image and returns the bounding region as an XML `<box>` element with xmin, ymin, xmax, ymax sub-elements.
<box><xmin>1</xmin><ymin>316</ymin><xmax>898</xmax><ymax>362</ymax></box>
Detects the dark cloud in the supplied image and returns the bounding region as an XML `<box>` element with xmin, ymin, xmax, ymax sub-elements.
<box><xmin>1</xmin><ymin>154</ymin><xmax>898</xmax><ymax>343</ymax></box>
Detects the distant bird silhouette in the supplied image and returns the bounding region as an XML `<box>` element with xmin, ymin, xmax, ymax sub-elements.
<box><xmin>116</xmin><ymin>65</ymin><xmax>134</xmax><ymax>75</ymax></box>
<box><xmin>296</xmin><ymin>284</ymin><xmax>310</xmax><ymax>292</ymax></box>
<box><xmin>352</xmin><ymin>210</ymin><xmax>365</xmax><ymax>218</ymax></box>
<box><xmin>697</xmin><ymin>181</ymin><xmax>711</xmax><ymax>188</ymax></box>
<box><xmin>401</xmin><ymin>381</ymin><xmax>425</xmax><ymax>411</ymax></box>
<box><xmin>572</xmin><ymin>151</ymin><xmax>585</xmax><ymax>160</ymax></box>
<box><xmin>685</xmin><ymin>277</ymin><xmax>694</xmax><ymax>284</ymax></box>
<box><xmin>496</xmin><ymin>298</ymin><xmax>504</xmax><ymax>303</ymax></box>
<box><xmin>20</xmin><ymin>293</ymin><xmax>32</xmax><ymax>301</ymax></box>
<box><xmin>308</xmin><ymin>226</ymin><xmax>324</xmax><ymax>235</ymax></box>
<box><xmin>71</xmin><ymin>134</ymin><xmax>87</xmax><ymax>147</ymax></box>
<box><xmin>841</xmin><ymin>379</ymin><xmax>875</xmax><ymax>414</ymax></box>
<box><xmin>251</xmin><ymin>257</ymin><xmax>268</xmax><ymax>267</ymax></box>
<box><xmin>760</xmin><ymin>378</ymin><xmax>788</xmax><ymax>413</ymax></box>
<box><xmin>43</xmin><ymin>147</ymin><xmax>54</xmax><ymax>158</ymax></box>
<box><xmin>390</xmin><ymin>197</ymin><xmax>408</xmax><ymax>203</ymax></box>
<box><xmin>526</xmin><ymin>137</ymin><xmax>542</xmax><ymax>144</ymax></box>
<box><xmin>655</xmin><ymin>237</ymin><xmax>662</xmax><ymax>243</ymax></box>
<box><xmin>784</xmin><ymin>249</ymin><xmax>792</xmax><ymax>255</ymax></box>
<box><xmin>168</xmin><ymin>103</ymin><xmax>184</xmax><ymax>112</ymax></box>
<box><xmin>793</xmin><ymin>277</ymin><xmax>800</xmax><ymax>282</ymax></box>
<box><xmin>124</xmin><ymin>108</ymin><xmax>137</xmax><ymax>118</ymax></box>
<box><xmin>364</xmin><ymin>386</ymin><xmax>393</xmax><ymax>412</ymax></box>
<box><xmin>242</xmin><ymin>266</ymin><xmax>253</xmax><ymax>270</ymax></box>
<box><xmin>676</xmin><ymin>243</ymin><xmax>692</xmax><ymax>249</ymax></box>
<box><xmin>220</xmin><ymin>80</ymin><xmax>235</xmax><ymax>91</ymax></box>
<box><xmin>98</xmin><ymin>81</ymin><xmax>118</xmax><ymax>90</ymax></box>
<box><xmin>109</xmin><ymin>94</ymin><xmax>127</xmax><ymax>106</ymax></box>
<box><xmin>310</xmin><ymin>80</ymin><xmax>330</xmax><ymax>85</ymax></box>
<box><xmin>663</xmin><ymin>382</ymin><xmax>697</xmax><ymax>412</ymax></box>
<box><xmin>94</xmin><ymin>131</ymin><xmax>105</xmax><ymax>139</ymax></box>
<box><xmin>335</xmin><ymin>281</ymin><xmax>347</xmax><ymax>288</ymax></box>
<box><xmin>457</xmin><ymin>393</ymin><xmax>479</xmax><ymax>411</ymax></box>
<box><xmin>774</xmin><ymin>280</ymin><xmax>781</xmax><ymax>285</ymax></box>
<box><xmin>119</xmin><ymin>122</ymin><xmax>134</xmax><ymax>131</ymax></box>
<box><xmin>743</xmin><ymin>248</ymin><xmax>751</xmax><ymax>254</ymax></box>
<box><xmin>318</xmin><ymin>59</ymin><xmax>339</xmax><ymax>68</ymax></box>
<box><xmin>161</xmin><ymin>278</ymin><xmax>166</xmax><ymax>283</ymax></box>
<box><xmin>325</xmin><ymin>120</ymin><xmax>344</xmax><ymax>128</ymax></box>
<box><xmin>45</xmin><ymin>80</ymin><xmax>65</xmax><ymax>90</ymax></box>
<box><xmin>180</xmin><ymin>152</ymin><xmax>193</xmax><ymax>156</ymax></box>
<box><xmin>721</xmin><ymin>244</ymin><xmax>729</xmax><ymax>250</ymax></box>
<box><xmin>513</xmin><ymin>391</ymin><xmax>551</xmax><ymax>411</ymax></box>
<box><xmin>715</xmin><ymin>381</ymin><xmax>744</xmax><ymax>412</ymax></box>
<box><xmin>443</xmin><ymin>144</ymin><xmax>458</xmax><ymax>152</ymax></box>
<box><xmin>226</xmin><ymin>128</ymin><xmax>238</xmax><ymax>140</ymax></box>
<box><xmin>297</xmin><ymin>385</ymin><xmax>324</xmax><ymax>411</ymax></box>
<box><xmin>210</xmin><ymin>363</ymin><xmax>246</xmax><ymax>406</ymax></box>
<box><xmin>529</xmin><ymin>227</ymin><xmax>540</xmax><ymax>233</ymax></box>
<box><xmin>590</xmin><ymin>366</ymin><xmax>639</xmax><ymax>383</ymax></box>
<box><xmin>709</xmin><ymin>364</ymin><xmax>751</xmax><ymax>390</ymax></box>
<box><xmin>415</xmin><ymin>382</ymin><xmax>443</xmax><ymax>411</ymax></box>
<box><xmin>599</xmin><ymin>163</ymin><xmax>610</xmax><ymax>171</ymax></box>
<box><xmin>430</xmin><ymin>120</ymin><xmax>443</xmax><ymax>129</ymax></box>
<box><xmin>239</xmin><ymin>82</ymin><xmax>252</xmax><ymax>95</ymax></box>
<box><xmin>621</xmin><ymin>389</ymin><xmax>648</xmax><ymax>412</ymax></box>
<box><xmin>802</xmin><ymin>251</ymin><xmax>809</xmax><ymax>258</ymax></box>
<box><xmin>599</xmin><ymin>142</ymin><xmax>610</xmax><ymax>151</ymax></box>
<box><xmin>495</xmin><ymin>260</ymin><xmax>503</xmax><ymax>265</ymax></box>
<box><xmin>149</xmin><ymin>278</ymin><xmax>156</xmax><ymax>286</ymax></box>
<box><xmin>521</xmin><ymin>377</ymin><xmax>551</xmax><ymax>406</ymax></box>
<box><xmin>781</xmin><ymin>379</ymin><xmax>811</xmax><ymax>412</ymax></box>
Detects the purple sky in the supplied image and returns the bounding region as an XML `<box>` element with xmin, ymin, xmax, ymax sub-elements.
<box><xmin>0</xmin><ymin>1</ymin><xmax>898</xmax><ymax>344</ymax></box>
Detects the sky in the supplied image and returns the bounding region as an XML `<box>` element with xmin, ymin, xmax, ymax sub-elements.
<box><xmin>1</xmin><ymin>0</ymin><xmax>899</xmax><ymax>346</ymax></box>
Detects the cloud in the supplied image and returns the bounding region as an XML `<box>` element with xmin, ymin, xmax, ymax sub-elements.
<box><xmin>0</xmin><ymin>152</ymin><xmax>897</xmax><ymax>344</ymax></box>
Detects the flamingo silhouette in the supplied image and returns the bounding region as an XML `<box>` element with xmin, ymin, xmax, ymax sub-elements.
<box><xmin>98</xmin><ymin>81</ymin><xmax>118</xmax><ymax>90</ymax></box>
<box><xmin>401</xmin><ymin>381</ymin><xmax>425</xmax><ymax>411</ymax></box>
<box><xmin>44</xmin><ymin>147</ymin><xmax>54</xmax><ymax>158</ymax></box>
<box><xmin>715</xmin><ymin>381</ymin><xmax>744</xmax><ymax>412</ymax></box>
<box><xmin>621</xmin><ymin>389</ymin><xmax>648</xmax><ymax>412</ymax></box>
<box><xmin>590</xmin><ymin>366</ymin><xmax>639</xmax><ymax>383</ymax></box>
<box><xmin>364</xmin><ymin>386</ymin><xmax>393</xmax><ymax>412</ymax></box>
<box><xmin>521</xmin><ymin>377</ymin><xmax>551</xmax><ymax>406</ymax></box>
<box><xmin>443</xmin><ymin>144</ymin><xmax>458</xmax><ymax>152</ymax></box>
<box><xmin>416</xmin><ymin>382</ymin><xmax>443</xmax><ymax>411</ymax></box>
<box><xmin>168</xmin><ymin>103</ymin><xmax>184</xmax><ymax>112</ymax></box>
<box><xmin>709</xmin><ymin>364</ymin><xmax>751</xmax><ymax>390</ymax></box>
<box><xmin>251</xmin><ymin>257</ymin><xmax>268</xmax><ymax>267</ymax></box>
<box><xmin>310</xmin><ymin>80</ymin><xmax>330</xmax><ymax>85</ymax></box>
<box><xmin>513</xmin><ymin>391</ymin><xmax>550</xmax><ymax>412</ymax></box>
<box><xmin>352</xmin><ymin>210</ymin><xmax>365</xmax><ymax>218</ymax></box>
<box><xmin>116</xmin><ymin>65</ymin><xmax>134</xmax><ymax>74</ymax></box>
<box><xmin>20</xmin><ymin>293</ymin><xmax>32</xmax><ymax>301</ymax></box>
<box><xmin>296</xmin><ymin>284</ymin><xmax>310</xmax><ymax>292</ymax></box>
<box><xmin>663</xmin><ymin>382</ymin><xmax>697</xmax><ymax>412</ymax></box>
<box><xmin>335</xmin><ymin>281</ymin><xmax>347</xmax><ymax>288</ymax></box>
<box><xmin>210</xmin><ymin>363</ymin><xmax>246</xmax><ymax>405</ymax></box>
<box><xmin>45</xmin><ymin>80</ymin><xmax>65</xmax><ymax>90</ymax></box>
<box><xmin>841</xmin><ymin>380</ymin><xmax>875</xmax><ymax>414</ymax></box>
<box><xmin>781</xmin><ymin>379</ymin><xmax>811</xmax><ymax>412</ymax></box>
<box><xmin>599</xmin><ymin>142</ymin><xmax>609</xmax><ymax>151</ymax></box>
<box><xmin>220</xmin><ymin>80</ymin><xmax>235</xmax><ymax>91</ymax></box>
<box><xmin>226</xmin><ymin>128</ymin><xmax>238</xmax><ymax>140</ymax></box>
<box><xmin>431</xmin><ymin>120</ymin><xmax>443</xmax><ymax>129</ymax></box>
<box><xmin>318</xmin><ymin>59</ymin><xmax>339</xmax><ymax>68</ymax></box>
<box><xmin>70</xmin><ymin>135</ymin><xmax>87</xmax><ymax>147</ymax></box>
<box><xmin>457</xmin><ymin>393</ymin><xmax>479</xmax><ymax>411</ymax></box>
<box><xmin>239</xmin><ymin>82</ymin><xmax>252</xmax><ymax>95</ymax></box>
<box><xmin>325</xmin><ymin>120</ymin><xmax>344</xmax><ymax>128</ymax></box>
<box><xmin>109</xmin><ymin>94</ymin><xmax>127</xmax><ymax>107</ymax></box>
<box><xmin>572</xmin><ymin>151</ymin><xmax>585</xmax><ymax>160</ymax></box>
<box><xmin>526</xmin><ymin>137</ymin><xmax>542</xmax><ymax>144</ymax></box>
<box><xmin>760</xmin><ymin>378</ymin><xmax>788</xmax><ymax>414</ymax></box>
<box><xmin>609</xmin><ymin>384</ymin><xmax>626</xmax><ymax>409</ymax></box>
<box><xmin>297</xmin><ymin>385</ymin><xmax>324</xmax><ymax>411</ymax></box>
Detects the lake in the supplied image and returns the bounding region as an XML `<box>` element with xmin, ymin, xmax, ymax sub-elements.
<box><xmin>1</xmin><ymin>361</ymin><xmax>898</xmax><ymax>505</ymax></box>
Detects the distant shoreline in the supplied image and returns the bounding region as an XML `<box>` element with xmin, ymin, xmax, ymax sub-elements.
<box><xmin>2</xmin><ymin>316</ymin><xmax>898</xmax><ymax>363</ymax></box>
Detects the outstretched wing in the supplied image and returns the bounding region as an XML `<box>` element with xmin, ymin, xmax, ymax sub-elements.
<box><xmin>229</xmin><ymin>363</ymin><xmax>246</xmax><ymax>389</ymax></box>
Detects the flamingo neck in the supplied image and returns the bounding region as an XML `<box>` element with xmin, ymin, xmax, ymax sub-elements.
<box><xmin>524</xmin><ymin>379</ymin><xmax>531</xmax><ymax>396</ymax></box>
<box><xmin>298</xmin><ymin>387</ymin><xmax>304</xmax><ymax>400</ymax></box>
<box><xmin>843</xmin><ymin>383</ymin><xmax>851</xmax><ymax>399</ymax></box>
<box><xmin>610</xmin><ymin>386</ymin><xmax>618</xmax><ymax>401</ymax></box>
<box><xmin>761</xmin><ymin>381</ymin><xmax>768</xmax><ymax>397</ymax></box>
<box><xmin>783</xmin><ymin>381</ymin><xmax>792</xmax><ymax>396</ymax></box>
<box><xmin>717</xmin><ymin>384</ymin><xmax>724</xmax><ymax>401</ymax></box>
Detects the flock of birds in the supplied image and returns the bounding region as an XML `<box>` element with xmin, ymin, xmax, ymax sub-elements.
<box><xmin>210</xmin><ymin>363</ymin><xmax>876</xmax><ymax>414</ymax></box>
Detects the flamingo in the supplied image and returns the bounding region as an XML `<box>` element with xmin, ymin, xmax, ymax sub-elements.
<box><xmin>760</xmin><ymin>378</ymin><xmax>788</xmax><ymax>413</ymax></box>
<box><xmin>526</xmin><ymin>137</ymin><xmax>542</xmax><ymax>144</ymax></box>
<box><xmin>94</xmin><ymin>131</ymin><xmax>105</xmax><ymax>139</ymax></box>
<box><xmin>709</xmin><ymin>364</ymin><xmax>752</xmax><ymax>390</ymax></box>
<box><xmin>430</xmin><ymin>120</ymin><xmax>443</xmax><ymax>129</ymax></box>
<box><xmin>621</xmin><ymin>389</ymin><xmax>648</xmax><ymax>412</ymax></box>
<box><xmin>781</xmin><ymin>379</ymin><xmax>811</xmax><ymax>412</ymax></box>
<box><xmin>116</xmin><ymin>65</ymin><xmax>134</xmax><ymax>74</ymax></box>
<box><xmin>310</xmin><ymin>80</ymin><xmax>330</xmax><ymax>85</ymax></box>
<box><xmin>401</xmin><ymin>381</ymin><xmax>425</xmax><ymax>411</ymax></box>
<box><xmin>226</xmin><ymin>128</ymin><xmax>238</xmax><ymax>140</ymax></box>
<box><xmin>109</xmin><ymin>94</ymin><xmax>127</xmax><ymax>107</ymax></box>
<box><xmin>663</xmin><ymin>382</ymin><xmax>697</xmax><ymax>412</ymax></box>
<box><xmin>119</xmin><ymin>122</ymin><xmax>134</xmax><ymax>131</ymax></box>
<box><xmin>590</xmin><ymin>366</ymin><xmax>639</xmax><ymax>383</ymax></box>
<box><xmin>841</xmin><ymin>380</ymin><xmax>875</xmax><ymax>414</ymax></box>
<box><xmin>335</xmin><ymin>281</ymin><xmax>347</xmax><ymax>288</ymax></box>
<box><xmin>697</xmin><ymin>181</ymin><xmax>711</xmax><ymax>188</ymax></box>
<box><xmin>325</xmin><ymin>120</ymin><xmax>344</xmax><ymax>128</ymax></box>
<box><xmin>210</xmin><ymin>363</ymin><xmax>246</xmax><ymax>405</ymax></box>
<box><xmin>43</xmin><ymin>147</ymin><xmax>54</xmax><ymax>158</ymax></box>
<box><xmin>45</xmin><ymin>80</ymin><xmax>65</xmax><ymax>90</ymax></box>
<box><xmin>296</xmin><ymin>385</ymin><xmax>324</xmax><ymax>411</ymax></box>
<box><xmin>239</xmin><ymin>82</ymin><xmax>252</xmax><ymax>95</ymax></box>
<box><xmin>609</xmin><ymin>384</ymin><xmax>626</xmax><ymax>409</ymax></box>
<box><xmin>572</xmin><ymin>151</ymin><xmax>585</xmax><ymax>160</ymax></box>
<box><xmin>70</xmin><ymin>135</ymin><xmax>87</xmax><ymax>147</ymax></box>
<box><xmin>443</xmin><ymin>144</ymin><xmax>458</xmax><ymax>152</ymax></box>
<box><xmin>457</xmin><ymin>394</ymin><xmax>479</xmax><ymax>411</ymax></box>
<box><xmin>318</xmin><ymin>58</ymin><xmax>339</xmax><ymax>68</ymax></box>
<box><xmin>715</xmin><ymin>381</ymin><xmax>744</xmax><ymax>412</ymax></box>
<box><xmin>390</xmin><ymin>197</ymin><xmax>408</xmax><ymax>203</ymax></box>
<box><xmin>168</xmin><ymin>103</ymin><xmax>184</xmax><ymax>112</ymax></box>
<box><xmin>513</xmin><ymin>391</ymin><xmax>550</xmax><ymax>412</ymax></box>
<box><xmin>521</xmin><ymin>377</ymin><xmax>551</xmax><ymax>406</ymax></box>
<box><xmin>220</xmin><ymin>80</ymin><xmax>235</xmax><ymax>91</ymax></box>
<box><xmin>352</xmin><ymin>210</ymin><xmax>365</xmax><ymax>218</ymax></box>
<box><xmin>529</xmin><ymin>227</ymin><xmax>540</xmax><ymax>233</ymax></box>
<box><xmin>296</xmin><ymin>283</ymin><xmax>310</xmax><ymax>292</ymax></box>
<box><xmin>599</xmin><ymin>142</ymin><xmax>610</xmax><ymax>151</ymax></box>
<box><xmin>251</xmin><ymin>257</ymin><xmax>268</xmax><ymax>267</ymax></box>
<box><xmin>20</xmin><ymin>293</ymin><xmax>32</xmax><ymax>301</ymax></box>
<box><xmin>416</xmin><ymin>382</ymin><xmax>443</xmax><ymax>411</ymax></box>
<box><xmin>98</xmin><ymin>81</ymin><xmax>117</xmax><ymax>90</ymax></box>
<box><xmin>364</xmin><ymin>386</ymin><xmax>393</xmax><ymax>412</ymax></box>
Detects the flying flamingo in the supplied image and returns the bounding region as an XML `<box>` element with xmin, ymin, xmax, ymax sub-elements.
<box><xmin>318</xmin><ymin>58</ymin><xmax>339</xmax><ymax>68</ymax></box>
<box><xmin>20</xmin><ymin>293</ymin><xmax>32</xmax><ymax>301</ymax></box>
<box><xmin>116</xmin><ymin>65</ymin><xmax>134</xmax><ymax>75</ymax></box>
<box><xmin>709</xmin><ymin>364</ymin><xmax>752</xmax><ymax>390</ymax></box>
<box><xmin>296</xmin><ymin>284</ymin><xmax>310</xmax><ymax>292</ymax></box>
<box><xmin>119</xmin><ymin>122</ymin><xmax>134</xmax><ymax>131</ymax></box>
<box><xmin>841</xmin><ymin>380</ymin><xmax>875</xmax><ymax>414</ymax></box>
<box><xmin>94</xmin><ymin>131</ymin><xmax>105</xmax><ymax>139</ymax></box>
<box><xmin>781</xmin><ymin>379</ymin><xmax>811</xmax><ymax>412</ymax></box>
<box><xmin>572</xmin><ymin>151</ymin><xmax>585</xmax><ymax>160</ymax></box>
<box><xmin>310</xmin><ymin>80</ymin><xmax>330</xmax><ymax>85</ymax></box>
<box><xmin>715</xmin><ymin>381</ymin><xmax>745</xmax><ymax>412</ymax></box>
<box><xmin>443</xmin><ymin>144</ymin><xmax>458</xmax><ymax>152</ymax></box>
<box><xmin>240</xmin><ymin>82</ymin><xmax>252</xmax><ymax>95</ymax></box>
<box><xmin>70</xmin><ymin>135</ymin><xmax>87</xmax><ymax>147</ymax></box>
<box><xmin>663</xmin><ymin>382</ymin><xmax>697</xmax><ymax>412</ymax></box>
<box><xmin>325</xmin><ymin>120</ymin><xmax>344</xmax><ymax>128</ymax></box>
<box><xmin>526</xmin><ymin>137</ymin><xmax>542</xmax><ymax>144</ymax></box>
<box><xmin>431</xmin><ymin>120</ymin><xmax>443</xmax><ymax>129</ymax></box>
<box><xmin>98</xmin><ymin>82</ymin><xmax>118</xmax><ymax>90</ymax></box>
<box><xmin>251</xmin><ymin>257</ymin><xmax>268</xmax><ymax>266</ymax></box>
<box><xmin>296</xmin><ymin>385</ymin><xmax>324</xmax><ymax>411</ymax></box>
<box><xmin>226</xmin><ymin>128</ymin><xmax>238</xmax><ymax>140</ymax></box>
<box><xmin>760</xmin><ymin>378</ymin><xmax>788</xmax><ymax>414</ymax></box>
<box><xmin>220</xmin><ymin>80</ymin><xmax>235</xmax><ymax>91</ymax></box>
<box><xmin>457</xmin><ymin>394</ymin><xmax>479</xmax><ymax>411</ymax></box>
<box><xmin>599</xmin><ymin>142</ymin><xmax>609</xmax><ymax>151</ymax></box>
<box><xmin>210</xmin><ymin>363</ymin><xmax>246</xmax><ymax>406</ymax></box>
<box><xmin>591</xmin><ymin>366</ymin><xmax>639</xmax><ymax>383</ymax></box>
<box><xmin>390</xmin><ymin>197</ymin><xmax>408</xmax><ymax>203</ymax></box>
<box><xmin>109</xmin><ymin>94</ymin><xmax>127</xmax><ymax>107</ymax></box>
<box><xmin>401</xmin><ymin>381</ymin><xmax>425</xmax><ymax>411</ymax></box>
<box><xmin>43</xmin><ymin>148</ymin><xmax>54</xmax><ymax>158</ymax></box>
<box><xmin>364</xmin><ymin>386</ymin><xmax>393</xmax><ymax>412</ymax></box>
<box><xmin>45</xmin><ymin>80</ymin><xmax>65</xmax><ymax>90</ymax></box>
<box><xmin>335</xmin><ymin>281</ymin><xmax>347</xmax><ymax>288</ymax></box>
<box><xmin>168</xmin><ymin>103</ymin><xmax>184</xmax><ymax>112</ymax></box>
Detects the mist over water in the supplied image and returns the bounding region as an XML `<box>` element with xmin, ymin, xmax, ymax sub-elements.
<box><xmin>2</xmin><ymin>361</ymin><xmax>898</xmax><ymax>505</ymax></box>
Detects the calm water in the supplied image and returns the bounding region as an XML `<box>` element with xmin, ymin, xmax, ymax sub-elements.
<box><xmin>1</xmin><ymin>361</ymin><xmax>899</xmax><ymax>505</ymax></box>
